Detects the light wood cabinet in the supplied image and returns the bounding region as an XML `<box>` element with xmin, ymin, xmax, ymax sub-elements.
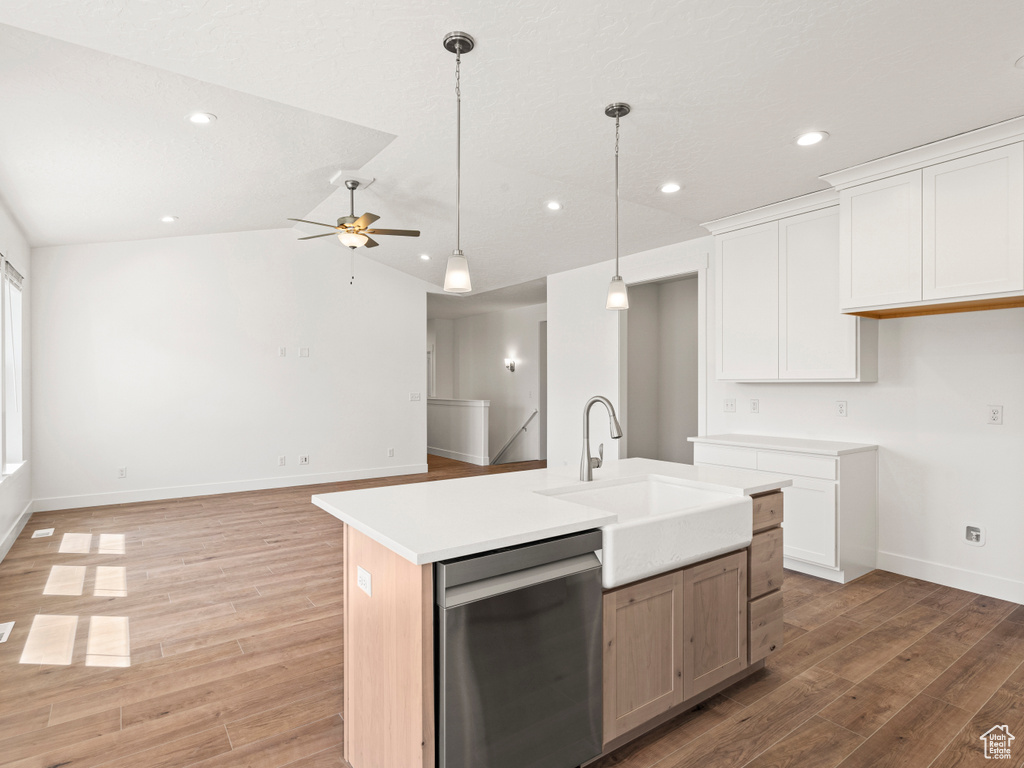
<box><xmin>601</xmin><ymin>571</ymin><xmax>683</xmax><ymax>741</ymax></box>
<box><xmin>680</xmin><ymin>551</ymin><xmax>747</xmax><ymax>700</ymax></box>
<box><xmin>823</xmin><ymin>122</ymin><xmax>1024</xmax><ymax>318</ymax></box>
<box><xmin>708</xmin><ymin>194</ymin><xmax>877</xmax><ymax>382</ymax></box>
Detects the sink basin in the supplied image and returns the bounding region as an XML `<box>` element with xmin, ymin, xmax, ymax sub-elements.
<box><xmin>537</xmin><ymin>474</ymin><xmax>753</xmax><ymax>588</ymax></box>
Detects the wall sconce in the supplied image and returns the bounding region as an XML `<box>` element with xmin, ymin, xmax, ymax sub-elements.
<box><xmin>504</xmin><ymin>358</ymin><xmax>517</xmax><ymax>372</ymax></box>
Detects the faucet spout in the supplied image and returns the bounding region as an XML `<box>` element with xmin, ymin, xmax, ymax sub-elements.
<box><xmin>581</xmin><ymin>395</ymin><xmax>624</xmax><ymax>481</ymax></box>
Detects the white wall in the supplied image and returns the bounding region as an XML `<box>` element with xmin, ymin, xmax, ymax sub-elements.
<box><xmin>31</xmin><ymin>228</ymin><xmax>428</xmax><ymax>510</ymax></box>
<box><xmin>450</xmin><ymin>303</ymin><xmax>546</xmax><ymax>463</ymax></box>
<box><xmin>0</xmin><ymin>194</ymin><xmax>32</xmax><ymax>558</ymax></box>
<box><xmin>426</xmin><ymin>317</ymin><xmax>455</xmax><ymax>399</ymax></box>
<box><xmin>547</xmin><ymin>239</ymin><xmax>711</xmax><ymax>472</ymax></box>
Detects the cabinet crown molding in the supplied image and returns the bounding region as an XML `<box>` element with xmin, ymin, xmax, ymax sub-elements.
<box><xmin>702</xmin><ymin>189</ymin><xmax>838</xmax><ymax>235</ymax></box>
<box><xmin>821</xmin><ymin>114</ymin><xmax>1024</xmax><ymax>190</ymax></box>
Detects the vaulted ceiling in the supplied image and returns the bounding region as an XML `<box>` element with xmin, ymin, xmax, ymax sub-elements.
<box><xmin>2</xmin><ymin>1</ymin><xmax>1023</xmax><ymax>295</ymax></box>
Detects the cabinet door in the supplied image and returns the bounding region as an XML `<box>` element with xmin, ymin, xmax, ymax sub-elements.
<box><xmin>681</xmin><ymin>552</ymin><xmax>747</xmax><ymax>700</ymax></box>
<box><xmin>779</xmin><ymin>207</ymin><xmax>859</xmax><ymax>379</ymax></box>
<box><xmin>715</xmin><ymin>222</ymin><xmax>779</xmax><ymax>380</ymax></box>
<box><xmin>602</xmin><ymin>572</ymin><xmax>683</xmax><ymax>743</ymax></box>
<box><xmin>839</xmin><ymin>171</ymin><xmax>923</xmax><ymax>309</ymax></box>
<box><xmin>923</xmin><ymin>143</ymin><xmax>1024</xmax><ymax>300</ymax></box>
<box><xmin>781</xmin><ymin>477</ymin><xmax>838</xmax><ymax>568</ymax></box>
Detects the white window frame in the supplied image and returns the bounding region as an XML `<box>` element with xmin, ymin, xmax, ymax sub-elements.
<box><xmin>0</xmin><ymin>256</ymin><xmax>24</xmax><ymax>476</ymax></box>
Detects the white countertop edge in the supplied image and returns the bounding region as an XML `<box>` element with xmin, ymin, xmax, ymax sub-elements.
<box><xmin>688</xmin><ymin>434</ymin><xmax>878</xmax><ymax>456</ymax></box>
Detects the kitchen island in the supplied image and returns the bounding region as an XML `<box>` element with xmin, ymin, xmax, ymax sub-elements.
<box><xmin>313</xmin><ymin>458</ymin><xmax>790</xmax><ymax>768</ymax></box>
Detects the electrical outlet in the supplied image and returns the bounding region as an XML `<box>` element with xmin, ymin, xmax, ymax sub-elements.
<box><xmin>965</xmin><ymin>525</ymin><xmax>985</xmax><ymax>546</ymax></box>
<box><xmin>410</xmin><ymin>392</ymin><xmax>421</xmax><ymax>402</ymax></box>
<box><xmin>723</xmin><ymin>399</ymin><xmax>736</xmax><ymax>413</ymax></box>
<box><xmin>988</xmin><ymin>405</ymin><xmax>1003</xmax><ymax>425</ymax></box>
<box><xmin>298</xmin><ymin>455</ymin><xmax>309</xmax><ymax>466</ymax></box>
<box><xmin>278</xmin><ymin>347</ymin><xmax>287</xmax><ymax>357</ymax></box>
<box><xmin>387</xmin><ymin>448</ymin><xmax>395</xmax><ymax>458</ymax></box>
<box><xmin>117</xmin><ymin>467</ymin><xmax>127</xmax><ymax>479</ymax></box>
<box><xmin>277</xmin><ymin>456</ymin><xmax>286</xmax><ymax>467</ymax></box>
<box><xmin>357</xmin><ymin>566</ymin><xmax>372</xmax><ymax>597</ymax></box>
<box><xmin>835</xmin><ymin>401</ymin><xmax>848</xmax><ymax>417</ymax></box>
<box><xmin>299</xmin><ymin>347</ymin><xmax>309</xmax><ymax>358</ymax></box>
<box><xmin>750</xmin><ymin>399</ymin><xmax>760</xmax><ymax>414</ymax></box>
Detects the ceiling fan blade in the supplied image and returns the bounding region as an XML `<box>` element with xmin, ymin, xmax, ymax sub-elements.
<box><xmin>365</xmin><ymin>228</ymin><xmax>421</xmax><ymax>237</ymax></box>
<box><xmin>353</xmin><ymin>212</ymin><xmax>381</xmax><ymax>230</ymax></box>
<box><xmin>288</xmin><ymin>218</ymin><xmax>338</xmax><ymax>229</ymax></box>
<box><xmin>298</xmin><ymin>232</ymin><xmax>338</xmax><ymax>240</ymax></box>
<box><xmin>363</xmin><ymin>237</ymin><xmax>380</xmax><ymax>249</ymax></box>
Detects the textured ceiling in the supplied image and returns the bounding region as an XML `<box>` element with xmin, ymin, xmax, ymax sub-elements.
<box><xmin>2</xmin><ymin>1</ymin><xmax>1024</xmax><ymax>292</ymax></box>
<box><xmin>427</xmin><ymin>278</ymin><xmax>547</xmax><ymax>320</ymax></box>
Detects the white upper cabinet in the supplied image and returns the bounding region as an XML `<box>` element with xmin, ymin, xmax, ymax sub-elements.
<box><xmin>839</xmin><ymin>171</ymin><xmax>923</xmax><ymax>310</ymax></box>
<box><xmin>823</xmin><ymin>117</ymin><xmax>1024</xmax><ymax>317</ymax></box>
<box><xmin>923</xmin><ymin>144</ymin><xmax>1024</xmax><ymax>300</ymax></box>
<box><xmin>706</xmin><ymin>192</ymin><xmax>877</xmax><ymax>383</ymax></box>
<box><xmin>715</xmin><ymin>222</ymin><xmax>779</xmax><ymax>380</ymax></box>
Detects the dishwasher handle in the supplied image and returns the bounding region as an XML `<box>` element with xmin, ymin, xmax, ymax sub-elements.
<box><xmin>440</xmin><ymin>552</ymin><xmax>601</xmax><ymax>609</ymax></box>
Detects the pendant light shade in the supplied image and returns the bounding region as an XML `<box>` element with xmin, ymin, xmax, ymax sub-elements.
<box><xmin>443</xmin><ymin>32</ymin><xmax>475</xmax><ymax>293</ymax></box>
<box><xmin>606</xmin><ymin>275</ymin><xmax>629</xmax><ymax>309</ymax></box>
<box><xmin>338</xmin><ymin>231</ymin><xmax>369</xmax><ymax>249</ymax></box>
<box><xmin>444</xmin><ymin>249</ymin><xmax>472</xmax><ymax>292</ymax></box>
<box><xmin>605</xmin><ymin>102</ymin><xmax>631</xmax><ymax>311</ymax></box>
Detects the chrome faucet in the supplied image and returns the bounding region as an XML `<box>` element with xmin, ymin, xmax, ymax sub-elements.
<box><xmin>580</xmin><ymin>395</ymin><xmax>624</xmax><ymax>481</ymax></box>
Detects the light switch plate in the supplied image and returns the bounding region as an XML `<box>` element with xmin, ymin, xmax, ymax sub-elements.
<box><xmin>0</xmin><ymin>621</ymin><xmax>14</xmax><ymax>643</ymax></box>
<box><xmin>357</xmin><ymin>566</ymin><xmax>372</xmax><ymax>597</ymax></box>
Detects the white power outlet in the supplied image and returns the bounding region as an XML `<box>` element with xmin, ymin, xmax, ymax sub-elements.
<box><xmin>357</xmin><ymin>566</ymin><xmax>372</xmax><ymax>597</ymax></box>
<box><xmin>298</xmin><ymin>455</ymin><xmax>309</xmax><ymax>466</ymax></box>
<box><xmin>988</xmin><ymin>405</ymin><xmax>1003</xmax><ymax>425</ymax></box>
<box><xmin>299</xmin><ymin>347</ymin><xmax>310</xmax><ymax>358</ymax></box>
<box><xmin>117</xmin><ymin>467</ymin><xmax>127</xmax><ymax>479</ymax></box>
<box><xmin>387</xmin><ymin>448</ymin><xmax>395</xmax><ymax>458</ymax></box>
<box><xmin>277</xmin><ymin>456</ymin><xmax>286</xmax><ymax>467</ymax></box>
<box><xmin>750</xmin><ymin>399</ymin><xmax>760</xmax><ymax>414</ymax></box>
<box><xmin>278</xmin><ymin>347</ymin><xmax>287</xmax><ymax>357</ymax></box>
<box><xmin>835</xmin><ymin>401</ymin><xmax>848</xmax><ymax>417</ymax></box>
<box><xmin>964</xmin><ymin>525</ymin><xmax>985</xmax><ymax>546</ymax></box>
<box><xmin>723</xmin><ymin>399</ymin><xmax>736</xmax><ymax>413</ymax></box>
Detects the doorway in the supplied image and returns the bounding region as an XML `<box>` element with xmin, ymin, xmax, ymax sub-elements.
<box><xmin>620</xmin><ymin>274</ymin><xmax>699</xmax><ymax>464</ymax></box>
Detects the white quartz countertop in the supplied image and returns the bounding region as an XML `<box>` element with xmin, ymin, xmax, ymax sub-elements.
<box><xmin>312</xmin><ymin>458</ymin><xmax>791</xmax><ymax>566</ymax></box>
<box><xmin>689</xmin><ymin>433</ymin><xmax>877</xmax><ymax>456</ymax></box>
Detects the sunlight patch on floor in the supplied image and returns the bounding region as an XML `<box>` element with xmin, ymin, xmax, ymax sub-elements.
<box><xmin>85</xmin><ymin>616</ymin><xmax>131</xmax><ymax>667</ymax></box>
<box><xmin>58</xmin><ymin>533</ymin><xmax>92</xmax><ymax>554</ymax></box>
<box><xmin>94</xmin><ymin>566</ymin><xmax>128</xmax><ymax>597</ymax></box>
<box><xmin>43</xmin><ymin>565</ymin><xmax>86</xmax><ymax>596</ymax></box>
<box><xmin>98</xmin><ymin>533</ymin><xmax>126</xmax><ymax>555</ymax></box>
<box><xmin>19</xmin><ymin>614</ymin><xmax>78</xmax><ymax>665</ymax></box>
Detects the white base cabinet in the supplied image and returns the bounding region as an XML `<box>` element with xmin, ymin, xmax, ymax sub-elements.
<box><xmin>690</xmin><ymin>434</ymin><xmax>877</xmax><ymax>584</ymax></box>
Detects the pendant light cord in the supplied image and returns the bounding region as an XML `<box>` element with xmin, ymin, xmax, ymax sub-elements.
<box><xmin>614</xmin><ymin>115</ymin><xmax>621</xmax><ymax>278</ymax></box>
<box><xmin>455</xmin><ymin>45</ymin><xmax>462</xmax><ymax>252</ymax></box>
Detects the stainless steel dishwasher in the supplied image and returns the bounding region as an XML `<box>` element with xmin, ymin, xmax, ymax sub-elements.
<box><xmin>435</xmin><ymin>529</ymin><xmax>603</xmax><ymax>768</ymax></box>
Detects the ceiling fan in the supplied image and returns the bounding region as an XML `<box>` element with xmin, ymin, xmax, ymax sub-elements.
<box><xmin>288</xmin><ymin>179</ymin><xmax>420</xmax><ymax>249</ymax></box>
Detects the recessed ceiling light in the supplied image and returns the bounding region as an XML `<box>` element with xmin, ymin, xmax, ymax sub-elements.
<box><xmin>188</xmin><ymin>112</ymin><xmax>217</xmax><ymax>125</ymax></box>
<box><xmin>546</xmin><ymin>201</ymin><xmax>563</xmax><ymax>211</ymax></box>
<box><xmin>659</xmin><ymin>182</ymin><xmax>681</xmax><ymax>194</ymax></box>
<box><xmin>796</xmin><ymin>131</ymin><xmax>829</xmax><ymax>146</ymax></box>
<box><xmin>420</xmin><ymin>254</ymin><xmax>431</xmax><ymax>261</ymax></box>
<box><xmin>161</xmin><ymin>215</ymin><xmax>178</xmax><ymax>223</ymax></box>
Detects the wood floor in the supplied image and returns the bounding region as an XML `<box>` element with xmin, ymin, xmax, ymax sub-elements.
<box><xmin>0</xmin><ymin>455</ymin><xmax>1021</xmax><ymax>768</ymax></box>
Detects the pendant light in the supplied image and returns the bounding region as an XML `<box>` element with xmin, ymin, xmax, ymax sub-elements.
<box><xmin>605</xmin><ymin>103</ymin><xmax>630</xmax><ymax>310</ymax></box>
<box><xmin>443</xmin><ymin>32</ymin><xmax>474</xmax><ymax>293</ymax></box>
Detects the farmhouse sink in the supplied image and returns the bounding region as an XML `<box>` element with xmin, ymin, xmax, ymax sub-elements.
<box><xmin>536</xmin><ymin>474</ymin><xmax>753</xmax><ymax>588</ymax></box>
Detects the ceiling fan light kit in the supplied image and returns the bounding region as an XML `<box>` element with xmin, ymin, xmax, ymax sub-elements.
<box><xmin>442</xmin><ymin>31</ymin><xmax>475</xmax><ymax>294</ymax></box>
<box><xmin>605</xmin><ymin>102</ymin><xmax>630</xmax><ymax>311</ymax></box>
<box><xmin>288</xmin><ymin>178</ymin><xmax>419</xmax><ymax>249</ymax></box>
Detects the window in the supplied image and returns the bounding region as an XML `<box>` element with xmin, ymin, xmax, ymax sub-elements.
<box><xmin>2</xmin><ymin>258</ymin><xmax>24</xmax><ymax>473</ymax></box>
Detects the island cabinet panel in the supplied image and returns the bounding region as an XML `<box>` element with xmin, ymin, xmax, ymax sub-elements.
<box><xmin>681</xmin><ymin>552</ymin><xmax>748</xmax><ymax>700</ymax></box>
<box><xmin>602</xmin><ymin>571</ymin><xmax>684</xmax><ymax>742</ymax></box>
<box><xmin>748</xmin><ymin>590</ymin><xmax>785</xmax><ymax>663</ymax></box>
<box><xmin>344</xmin><ymin>525</ymin><xmax>434</xmax><ymax>768</ymax></box>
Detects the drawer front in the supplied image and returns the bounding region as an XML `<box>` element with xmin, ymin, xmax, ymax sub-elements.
<box><xmin>748</xmin><ymin>591</ymin><xmax>784</xmax><ymax>664</ymax></box>
<box><xmin>748</xmin><ymin>528</ymin><xmax>784</xmax><ymax>599</ymax></box>
<box><xmin>752</xmin><ymin>491</ymin><xmax>783</xmax><ymax>532</ymax></box>
<box><xmin>693</xmin><ymin>444</ymin><xmax>757</xmax><ymax>469</ymax></box>
<box><xmin>756</xmin><ymin>450</ymin><xmax>837</xmax><ymax>480</ymax></box>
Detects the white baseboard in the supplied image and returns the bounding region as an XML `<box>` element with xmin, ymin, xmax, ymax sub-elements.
<box><xmin>878</xmin><ymin>550</ymin><xmax>1024</xmax><ymax>604</ymax></box>
<box><xmin>31</xmin><ymin>464</ymin><xmax>428</xmax><ymax>513</ymax></box>
<box><xmin>783</xmin><ymin>557</ymin><xmax>845</xmax><ymax>584</ymax></box>
<box><xmin>0</xmin><ymin>502</ymin><xmax>33</xmax><ymax>564</ymax></box>
<box><xmin>427</xmin><ymin>446</ymin><xmax>489</xmax><ymax>466</ymax></box>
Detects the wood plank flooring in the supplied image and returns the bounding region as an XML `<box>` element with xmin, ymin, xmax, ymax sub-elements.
<box><xmin>1</xmin><ymin>455</ymin><xmax>1021</xmax><ymax>768</ymax></box>
<box><xmin>0</xmin><ymin>456</ymin><xmax>543</xmax><ymax>768</ymax></box>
